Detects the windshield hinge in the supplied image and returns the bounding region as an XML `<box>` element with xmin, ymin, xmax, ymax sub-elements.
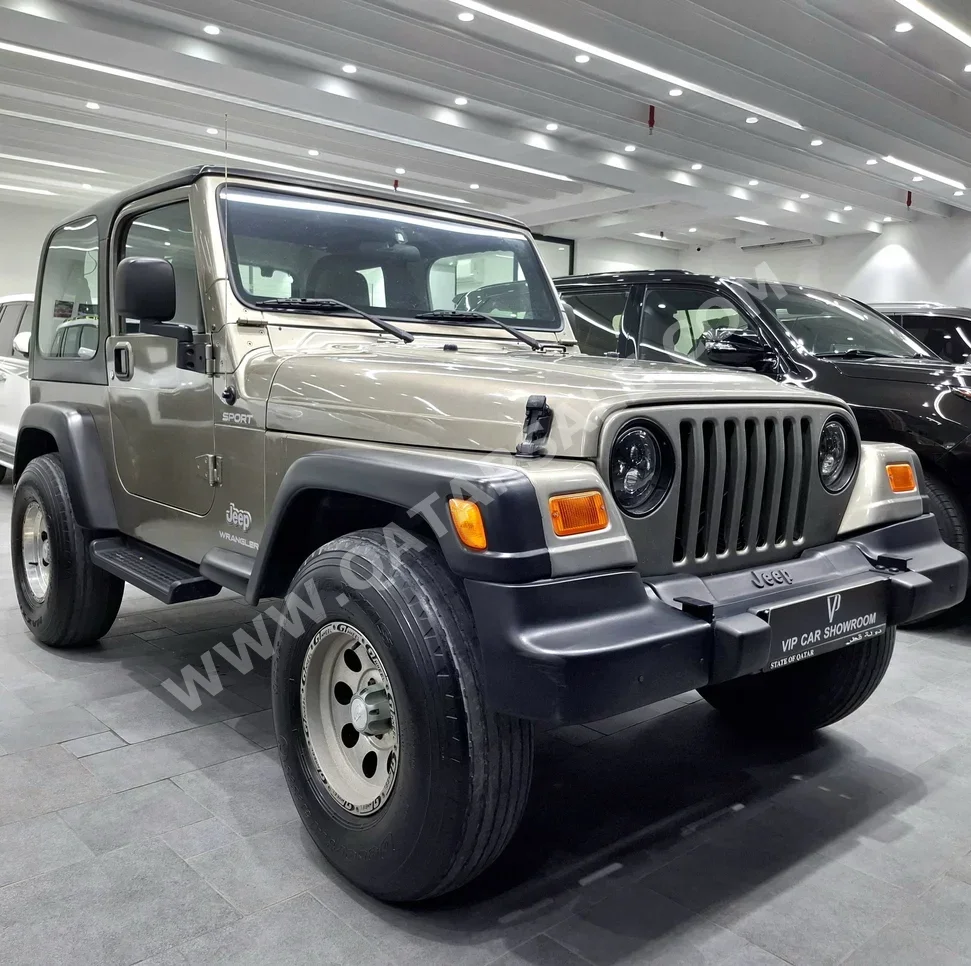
<box><xmin>196</xmin><ymin>454</ymin><xmax>222</xmax><ymax>487</ymax></box>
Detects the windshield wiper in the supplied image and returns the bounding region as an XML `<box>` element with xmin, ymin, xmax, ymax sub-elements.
<box><xmin>256</xmin><ymin>297</ymin><xmax>414</xmax><ymax>344</ymax></box>
<box><xmin>412</xmin><ymin>309</ymin><xmax>546</xmax><ymax>351</ymax></box>
<box><xmin>815</xmin><ymin>348</ymin><xmax>906</xmax><ymax>360</ymax></box>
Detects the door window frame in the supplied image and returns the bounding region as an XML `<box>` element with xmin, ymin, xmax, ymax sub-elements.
<box><xmin>560</xmin><ymin>285</ymin><xmax>635</xmax><ymax>357</ymax></box>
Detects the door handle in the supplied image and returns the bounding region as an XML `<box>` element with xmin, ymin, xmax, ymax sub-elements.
<box><xmin>113</xmin><ymin>342</ymin><xmax>133</xmax><ymax>380</ymax></box>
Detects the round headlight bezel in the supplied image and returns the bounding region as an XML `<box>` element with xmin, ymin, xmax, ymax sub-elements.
<box><xmin>818</xmin><ymin>416</ymin><xmax>858</xmax><ymax>494</ymax></box>
<box><xmin>609</xmin><ymin>421</ymin><xmax>675</xmax><ymax>517</ymax></box>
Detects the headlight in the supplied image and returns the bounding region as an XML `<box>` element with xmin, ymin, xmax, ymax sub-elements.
<box><xmin>818</xmin><ymin>417</ymin><xmax>856</xmax><ymax>493</ymax></box>
<box><xmin>610</xmin><ymin>423</ymin><xmax>672</xmax><ymax>515</ymax></box>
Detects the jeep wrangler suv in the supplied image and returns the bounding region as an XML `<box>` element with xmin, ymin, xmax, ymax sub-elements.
<box><xmin>10</xmin><ymin>166</ymin><xmax>966</xmax><ymax>902</ymax></box>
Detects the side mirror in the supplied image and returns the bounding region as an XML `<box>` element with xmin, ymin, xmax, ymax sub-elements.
<box><xmin>12</xmin><ymin>331</ymin><xmax>30</xmax><ymax>357</ymax></box>
<box><xmin>115</xmin><ymin>256</ymin><xmax>193</xmax><ymax>344</ymax></box>
<box><xmin>700</xmin><ymin>328</ymin><xmax>774</xmax><ymax>369</ymax></box>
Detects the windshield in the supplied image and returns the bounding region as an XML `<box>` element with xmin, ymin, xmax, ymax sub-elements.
<box><xmin>751</xmin><ymin>283</ymin><xmax>937</xmax><ymax>360</ymax></box>
<box><xmin>219</xmin><ymin>186</ymin><xmax>561</xmax><ymax>329</ymax></box>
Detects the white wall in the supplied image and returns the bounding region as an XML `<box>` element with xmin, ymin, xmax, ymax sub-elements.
<box><xmin>680</xmin><ymin>212</ymin><xmax>971</xmax><ymax>304</ymax></box>
<box><xmin>0</xmin><ymin>201</ymin><xmax>75</xmax><ymax>297</ymax></box>
<box><xmin>573</xmin><ymin>238</ymin><xmax>680</xmax><ymax>275</ymax></box>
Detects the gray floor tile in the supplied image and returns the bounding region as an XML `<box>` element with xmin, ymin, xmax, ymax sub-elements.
<box><xmin>61</xmin><ymin>731</ymin><xmax>127</xmax><ymax>758</ymax></box>
<box><xmin>843</xmin><ymin>921</ymin><xmax>971</xmax><ymax>966</ymax></box>
<box><xmin>0</xmin><ymin>813</ymin><xmax>93</xmax><ymax>887</ymax></box>
<box><xmin>489</xmin><ymin>936</ymin><xmax>592</xmax><ymax>966</ymax></box>
<box><xmin>15</xmin><ymin>665</ymin><xmax>166</xmax><ymax>714</ymax></box>
<box><xmin>224</xmin><ymin>709</ymin><xmax>276</xmax><ymax>749</ymax></box>
<box><xmin>178</xmin><ymin>892</ymin><xmax>393</xmax><ymax>965</ymax></box>
<box><xmin>0</xmin><ymin>839</ymin><xmax>238</xmax><ymax>966</ymax></box>
<box><xmin>898</xmin><ymin>876</ymin><xmax>971</xmax><ymax>959</ymax></box>
<box><xmin>84</xmin><ymin>685</ymin><xmax>259</xmax><ymax>743</ymax></box>
<box><xmin>131</xmin><ymin>950</ymin><xmax>188</xmax><ymax>966</ymax></box>
<box><xmin>728</xmin><ymin>862</ymin><xmax>907</xmax><ymax>966</ymax></box>
<box><xmin>0</xmin><ymin>685</ymin><xmax>32</xmax><ymax>722</ymax></box>
<box><xmin>0</xmin><ymin>704</ymin><xmax>108</xmax><ymax>753</ymax></box>
<box><xmin>80</xmin><ymin>722</ymin><xmax>262</xmax><ymax>791</ymax></box>
<box><xmin>58</xmin><ymin>779</ymin><xmax>213</xmax><ymax>853</ymax></box>
<box><xmin>173</xmin><ymin>749</ymin><xmax>298</xmax><ymax>836</ymax></box>
<box><xmin>186</xmin><ymin>820</ymin><xmax>332</xmax><ymax>914</ymax></box>
<box><xmin>0</xmin><ymin>653</ymin><xmax>54</xmax><ymax>690</ymax></box>
<box><xmin>0</xmin><ymin>744</ymin><xmax>110</xmax><ymax>826</ymax></box>
<box><xmin>162</xmin><ymin>817</ymin><xmax>240</xmax><ymax>859</ymax></box>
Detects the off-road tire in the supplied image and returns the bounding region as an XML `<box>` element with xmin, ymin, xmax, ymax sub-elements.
<box><xmin>272</xmin><ymin>528</ymin><xmax>534</xmax><ymax>902</ymax></box>
<box><xmin>12</xmin><ymin>454</ymin><xmax>124</xmax><ymax>648</ymax></box>
<box><xmin>698</xmin><ymin>629</ymin><xmax>895</xmax><ymax>735</ymax></box>
<box><xmin>925</xmin><ymin>472</ymin><xmax>969</xmax><ymax>559</ymax></box>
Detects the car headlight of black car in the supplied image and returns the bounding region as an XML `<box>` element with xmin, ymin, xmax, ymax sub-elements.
<box><xmin>609</xmin><ymin>423</ymin><xmax>673</xmax><ymax>515</ymax></box>
<box><xmin>818</xmin><ymin>417</ymin><xmax>858</xmax><ymax>493</ymax></box>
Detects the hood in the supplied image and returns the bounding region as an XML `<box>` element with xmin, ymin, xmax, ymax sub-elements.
<box><xmin>265</xmin><ymin>339</ymin><xmax>842</xmax><ymax>458</ymax></box>
<box><xmin>833</xmin><ymin>356</ymin><xmax>971</xmax><ymax>387</ymax></box>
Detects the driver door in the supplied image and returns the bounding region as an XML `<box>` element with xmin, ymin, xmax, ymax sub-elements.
<box><xmin>107</xmin><ymin>196</ymin><xmax>215</xmax><ymax>516</ymax></box>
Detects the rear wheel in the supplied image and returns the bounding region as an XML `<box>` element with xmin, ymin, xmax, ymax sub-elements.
<box><xmin>12</xmin><ymin>454</ymin><xmax>124</xmax><ymax>648</ymax></box>
<box><xmin>272</xmin><ymin>528</ymin><xmax>534</xmax><ymax>901</ymax></box>
<box><xmin>698</xmin><ymin>629</ymin><xmax>895</xmax><ymax>735</ymax></box>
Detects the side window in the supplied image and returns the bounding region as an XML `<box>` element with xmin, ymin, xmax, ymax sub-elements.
<box><xmin>121</xmin><ymin>202</ymin><xmax>203</xmax><ymax>332</ymax></box>
<box><xmin>561</xmin><ymin>290</ymin><xmax>629</xmax><ymax>357</ymax></box>
<box><xmin>37</xmin><ymin>217</ymin><xmax>99</xmax><ymax>360</ymax></box>
<box><xmin>903</xmin><ymin>315</ymin><xmax>970</xmax><ymax>363</ymax></box>
<box><xmin>0</xmin><ymin>302</ymin><xmax>26</xmax><ymax>355</ymax></box>
<box><xmin>640</xmin><ymin>287</ymin><xmax>757</xmax><ymax>360</ymax></box>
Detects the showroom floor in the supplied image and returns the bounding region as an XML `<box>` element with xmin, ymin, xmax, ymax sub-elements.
<box><xmin>2</xmin><ymin>487</ymin><xmax>971</xmax><ymax>965</ymax></box>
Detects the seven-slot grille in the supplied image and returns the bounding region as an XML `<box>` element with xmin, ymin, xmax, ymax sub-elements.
<box><xmin>673</xmin><ymin>414</ymin><xmax>814</xmax><ymax>566</ymax></box>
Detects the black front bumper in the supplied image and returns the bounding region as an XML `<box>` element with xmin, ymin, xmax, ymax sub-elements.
<box><xmin>464</xmin><ymin>513</ymin><xmax>966</xmax><ymax>725</ymax></box>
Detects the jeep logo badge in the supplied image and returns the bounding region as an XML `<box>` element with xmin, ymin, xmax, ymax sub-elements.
<box><xmin>225</xmin><ymin>503</ymin><xmax>252</xmax><ymax>532</ymax></box>
<box><xmin>751</xmin><ymin>568</ymin><xmax>793</xmax><ymax>589</ymax></box>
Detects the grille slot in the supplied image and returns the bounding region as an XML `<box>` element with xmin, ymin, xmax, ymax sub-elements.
<box><xmin>673</xmin><ymin>412</ymin><xmax>815</xmax><ymax>567</ymax></box>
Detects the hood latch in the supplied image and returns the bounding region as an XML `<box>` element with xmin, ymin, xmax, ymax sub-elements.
<box><xmin>516</xmin><ymin>394</ymin><xmax>554</xmax><ymax>458</ymax></box>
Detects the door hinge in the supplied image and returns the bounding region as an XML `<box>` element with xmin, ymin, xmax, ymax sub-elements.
<box><xmin>196</xmin><ymin>454</ymin><xmax>222</xmax><ymax>486</ymax></box>
<box><xmin>205</xmin><ymin>343</ymin><xmax>216</xmax><ymax>377</ymax></box>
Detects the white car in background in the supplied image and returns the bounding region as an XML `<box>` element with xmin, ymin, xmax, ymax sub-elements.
<box><xmin>0</xmin><ymin>294</ymin><xmax>33</xmax><ymax>483</ymax></box>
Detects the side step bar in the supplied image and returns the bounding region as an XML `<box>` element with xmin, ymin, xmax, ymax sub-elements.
<box><xmin>90</xmin><ymin>537</ymin><xmax>221</xmax><ymax>604</ymax></box>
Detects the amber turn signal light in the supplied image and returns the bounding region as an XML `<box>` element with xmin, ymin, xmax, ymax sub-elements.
<box><xmin>448</xmin><ymin>498</ymin><xmax>488</xmax><ymax>550</ymax></box>
<box><xmin>886</xmin><ymin>463</ymin><xmax>917</xmax><ymax>493</ymax></box>
<box><xmin>549</xmin><ymin>491</ymin><xmax>609</xmax><ymax>537</ymax></box>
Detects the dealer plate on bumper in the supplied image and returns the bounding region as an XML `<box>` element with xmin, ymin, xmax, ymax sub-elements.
<box><xmin>758</xmin><ymin>579</ymin><xmax>888</xmax><ymax>672</ymax></box>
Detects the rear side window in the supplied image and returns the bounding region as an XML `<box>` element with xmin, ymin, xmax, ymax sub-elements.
<box><xmin>561</xmin><ymin>289</ymin><xmax>629</xmax><ymax>356</ymax></box>
<box><xmin>900</xmin><ymin>315</ymin><xmax>970</xmax><ymax>364</ymax></box>
<box><xmin>0</xmin><ymin>301</ymin><xmax>26</xmax><ymax>355</ymax></box>
<box><xmin>37</xmin><ymin>217</ymin><xmax>100</xmax><ymax>359</ymax></box>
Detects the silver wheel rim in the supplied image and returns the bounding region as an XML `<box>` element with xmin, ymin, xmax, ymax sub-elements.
<box><xmin>300</xmin><ymin>621</ymin><xmax>399</xmax><ymax>815</ymax></box>
<box><xmin>21</xmin><ymin>502</ymin><xmax>52</xmax><ymax>601</ymax></box>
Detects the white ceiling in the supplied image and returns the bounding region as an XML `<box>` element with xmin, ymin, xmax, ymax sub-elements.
<box><xmin>1</xmin><ymin>0</ymin><xmax>970</xmax><ymax>253</ymax></box>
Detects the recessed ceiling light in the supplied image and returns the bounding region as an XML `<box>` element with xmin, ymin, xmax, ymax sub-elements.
<box><xmin>884</xmin><ymin>155</ymin><xmax>966</xmax><ymax>189</ymax></box>
<box><xmin>745</xmin><ymin>116</ymin><xmax>759</xmax><ymax>124</ymax></box>
<box><xmin>85</xmin><ymin>101</ymin><xmax>100</xmax><ymax>110</ymax></box>
<box><xmin>164</xmin><ymin>241</ymin><xmax>171</xmax><ymax>247</ymax></box>
<box><xmin>545</xmin><ymin>122</ymin><xmax>559</xmax><ymax>131</ymax></box>
<box><xmin>810</xmin><ymin>138</ymin><xmax>824</xmax><ymax>146</ymax></box>
<box><xmin>866</xmin><ymin>158</ymin><xmax>879</xmax><ymax>165</ymax></box>
<box><xmin>895</xmin><ymin>21</ymin><xmax>914</xmax><ymax>32</ymax></box>
<box><xmin>956</xmin><ymin>190</ymin><xmax>966</xmax><ymax>196</ymax></box>
<box><xmin>203</xmin><ymin>24</ymin><xmax>220</xmax><ymax>35</ymax></box>
<box><xmin>688</xmin><ymin>227</ymin><xmax>697</xmax><ymax>232</ymax></box>
<box><xmin>469</xmin><ymin>183</ymin><xmax>479</xmax><ymax>189</ymax></box>
<box><xmin>458</xmin><ymin>10</ymin><xmax>475</xmax><ymax>21</ymax></box>
<box><xmin>884</xmin><ymin>216</ymin><xmax>893</xmax><ymax>222</ymax></box>
<box><xmin>206</xmin><ymin>127</ymin><xmax>219</xmax><ymax>135</ymax></box>
<box><xmin>966</xmin><ymin>64</ymin><xmax>971</xmax><ymax>71</ymax></box>
<box><xmin>454</xmin><ymin>96</ymin><xmax>469</xmax><ymax>106</ymax></box>
<box><xmin>913</xmin><ymin>175</ymin><xmax>924</xmax><ymax>182</ymax></box>
<box><xmin>635</xmin><ymin>232</ymin><xmax>667</xmax><ymax>241</ymax></box>
<box><xmin>844</xmin><ymin>205</ymin><xmax>853</xmax><ymax>211</ymax></box>
<box><xmin>669</xmin><ymin>88</ymin><xmax>683</xmax><ymax>96</ymax></box>
<box><xmin>892</xmin><ymin>0</ymin><xmax>971</xmax><ymax>48</ymax></box>
<box><xmin>342</xmin><ymin>64</ymin><xmax>357</xmax><ymax>74</ymax></box>
<box><xmin>736</xmin><ymin>216</ymin><xmax>769</xmax><ymax>225</ymax></box>
<box><xmin>444</xmin><ymin>0</ymin><xmax>803</xmax><ymax>128</ymax></box>
<box><xmin>691</xmin><ymin>163</ymin><xmax>703</xmax><ymax>171</ymax></box>
<box><xmin>624</xmin><ymin>144</ymin><xmax>636</xmax><ymax>152</ymax></box>
<box><xmin>0</xmin><ymin>183</ymin><xmax>56</xmax><ymax>195</ymax></box>
<box><xmin>81</xmin><ymin>183</ymin><xmax>92</xmax><ymax>189</ymax></box>
<box><xmin>0</xmin><ymin>153</ymin><xmax>104</xmax><ymax>173</ymax></box>
<box><xmin>307</xmin><ymin>149</ymin><xmax>319</xmax><ymax>156</ymax></box>
<box><xmin>748</xmin><ymin>179</ymin><xmax>759</xmax><ymax>186</ymax></box>
<box><xmin>800</xmin><ymin>193</ymin><xmax>810</xmax><ymax>199</ymax></box>
<box><xmin>575</xmin><ymin>53</ymin><xmax>590</xmax><ymax>63</ymax></box>
<box><xmin>395</xmin><ymin>167</ymin><xmax>406</xmax><ymax>175</ymax></box>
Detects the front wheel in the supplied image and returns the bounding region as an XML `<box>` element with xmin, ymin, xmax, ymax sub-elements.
<box><xmin>698</xmin><ymin>629</ymin><xmax>895</xmax><ymax>735</ymax></box>
<box><xmin>12</xmin><ymin>454</ymin><xmax>124</xmax><ymax>647</ymax></box>
<box><xmin>272</xmin><ymin>528</ymin><xmax>533</xmax><ymax>902</ymax></box>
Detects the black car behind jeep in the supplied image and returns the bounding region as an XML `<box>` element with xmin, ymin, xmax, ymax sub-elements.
<box><xmin>558</xmin><ymin>271</ymin><xmax>971</xmax><ymax>567</ymax></box>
